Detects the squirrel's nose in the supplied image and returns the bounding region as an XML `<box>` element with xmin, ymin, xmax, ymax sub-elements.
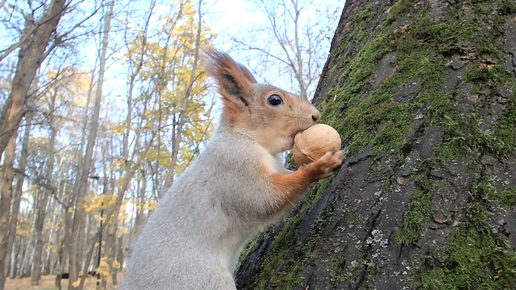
<box><xmin>312</xmin><ymin>111</ymin><xmax>321</xmax><ymax>122</ymax></box>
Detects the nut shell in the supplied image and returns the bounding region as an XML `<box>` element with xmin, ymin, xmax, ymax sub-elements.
<box><xmin>292</xmin><ymin>124</ymin><xmax>341</xmax><ymax>166</ymax></box>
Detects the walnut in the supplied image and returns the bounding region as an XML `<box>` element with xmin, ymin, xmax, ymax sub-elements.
<box><xmin>292</xmin><ymin>124</ymin><xmax>341</xmax><ymax>166</ymax></box>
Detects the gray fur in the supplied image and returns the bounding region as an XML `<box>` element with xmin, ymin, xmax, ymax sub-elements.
<box><xmin>122</xmin><ymin>123</ymin><xmax>283</xmax><ymax>290</ymax></box>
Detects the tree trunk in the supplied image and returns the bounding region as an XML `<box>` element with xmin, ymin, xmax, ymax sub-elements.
<box><xmin>116</xmin><ymin>234</ymin><xmax>124</xmax><ymax>272</ymax></box>
<box><xmin>31</xmin><ymin>87</ymin><xmax>58</xmax><ymax>285</ymax></box>
<box><xmin>0</xmin><ymin>136</ymin><xmax>16</xmax><ymax>290</ymax></box>
<box><xmin>68</xmin><ymin>1</ymin><xmax>114</xmax><ymax>289</ymax></box>
<box><xmin>18</xmin><ymin>234</ymin><xmax>33</xmax><ymax>278</ymax></box>
<box><xmin>0</xmin><ymin>0</ymin><xmax>66</xmax><ymax>158</ymax></box>
<box><xmin>236</xmin><ymin>0</ymin><xmax>516</xmax><ymax>289</ymax></box>
<box><xmin>55</xmin><ymin>203</ymin><xmax>72</xmax><ymax>290</ymax></box>
<box><xmin>162</xmin><ymin>0</ymin><xmax>204</xmax><ymax>193</ymax></box>
<box><xmin>4</xmin><ymin>83</ymin><xmax>36</xmax><ymax>279</ymax></box>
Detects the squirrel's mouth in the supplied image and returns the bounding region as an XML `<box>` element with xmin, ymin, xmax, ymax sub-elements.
<box><xmin>287</xmin><ymin>123</ymin><xmax>314</xmax><ymax>150</ymax></box>
<box><xmin>287</xmin><ymin>129</ymin><xmax>305</xmax><ymax>150</ymax></box>
<box><xmin>290</xmin><ymin>129</ymin><xmax>303</xmax><ymax>139</ymax></box>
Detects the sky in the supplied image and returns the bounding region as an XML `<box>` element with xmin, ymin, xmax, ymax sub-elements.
<box><xmin>206</xmin><ymin>0</ymin><xmax>258</xmax><ymax>46</ymax></box>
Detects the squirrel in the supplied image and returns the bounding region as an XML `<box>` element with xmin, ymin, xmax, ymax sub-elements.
<box><xmin>122</xmin><ymin>50</ymin><xmax>344</xmax><ymax>290</ymax></box>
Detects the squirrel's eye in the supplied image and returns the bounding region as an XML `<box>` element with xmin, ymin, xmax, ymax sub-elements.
<box><xmin>267</xmin><ymin>94</ymin><xmax>283</xmax><ymax>106</ymax></box>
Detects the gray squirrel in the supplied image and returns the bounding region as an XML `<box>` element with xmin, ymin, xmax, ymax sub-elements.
<box><xmin>122</xmin><ymin>50</ymin><xmax>343</xmax><ymax>289</ymax></box>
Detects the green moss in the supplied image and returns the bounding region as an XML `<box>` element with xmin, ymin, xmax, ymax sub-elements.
<box><xmin>386</xmin><ymin>0</ymin><xmax>414</xmax><ymax>24</ymax></box>
<box><xmin>430</xmin><ymin>83</ymin><xmax>516</xmax><ymax>162</ymax></box>
<box><xmin>496</xmin><ymin>91</ymin><xmax>516</xmax><ymax>154</ymax></box>
<box><xmin>497</xmin><ymin>188</ymin><xmax>516</xmax><ymax>207</ymax></box>
<box><xmin>240</xmin><ymin>0</ymin><xmax>516</xmax><ymax>287</ymax></box>
<box><xmin>411</xmin><ymin>16</ymin><xmax>482</xmax><ymax>55</ymax></box>
<box><xmin>396</xmin><ymin>175</ymin><xmax>438</xmax><ymax>245</ymax></box>
<box><xmin>463</xmin><ymin>63</ymin><xmax>514</xmax><ymax>84</ymax></box>
<box><xmin>474</xmin><ymin>178</ymin><xmax>516</xmax><ymax>208</ymax></box>
<box><xmin>498</xmin><ymin>0</ymin><xmax>516</xmax><ymax>15</ymax></box>
<box><xmin>414</xmin><ymin>200</ymin><xmax>516</xmax><ymax>289</ymax></box>
<box><xmin>355</xmin><ymin>2</ymin><xmax>374</xmax><ymax>22</ymax></box>
<box><xmin>321</xmin><ymin>33</ymin><xmax>414</xmax><ymax>158</ymax></box>
<box><xmin>434</xmin><ymin>113</ymin><xmax>513</xmax><ymax>161</ymax></box>
<box><xmin>248</xmin><ymin>178</ymin><xmax>332</xmax><ymax>289</ymax></box>
<box><xmin>328</xmin><ymin>255</ymin><xmax>346</xmax><ymax>281</ymax></box>
<box><xmin>356</xmin><ymin>31</ymin><xmax>368</xmax><ymax>43</ymax></box>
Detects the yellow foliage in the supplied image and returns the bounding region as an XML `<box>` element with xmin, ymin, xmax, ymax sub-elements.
<box><xmin>72</xmin><ymin>280</ymin><xmax>80</xmax><ymax>287</ymax></box>
<box><xmin>145</xmin><ymin>200</ymin><xmax>157</xmax><ymax>212</ymax></box>
<box><xmin>83</xmin><ymin>193</ymin><xmax>116</xmax><ymax>213</ymax></box>
<box><xmin>96</xmin><ymin>258</ymin><xmax>112</xmax><ymax>282</ymax></box>
<box><xmin>16</xmin><ymin>216</ymin><xmax>32</xmax><ymax>238</ymax></box>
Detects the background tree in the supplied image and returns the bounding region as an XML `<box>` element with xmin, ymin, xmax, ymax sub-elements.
<box><xmin>231</xmin><ymin>0</ymin><xmax>342</xmax><ymax>101</ymax></box>
<box><xmin>236</xmin><ymin>0</ymin><xmax>516</xmax><ymax>289</ymax></box>
<box><xmin>0</xmin><ymin>0</ymin><xmax>67</xmax><ymax>157</ymax></box>
<box><xmin>0</xmin><ymin>0</ymin><xmax>216</xmax><ymax>289</ymax></box>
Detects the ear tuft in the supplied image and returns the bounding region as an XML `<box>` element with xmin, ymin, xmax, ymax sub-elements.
<box><xmin>203</xmin><ymin>50</ymin><xmax>258</xmax><ymax>125</ymax></box>
<box><xmin>203</xmin><ymin>50</ymin><xmax>257</xmax><ymax>85</ymax></box>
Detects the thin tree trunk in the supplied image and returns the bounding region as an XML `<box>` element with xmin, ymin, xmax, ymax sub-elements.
<box><xmin>162</xmin><ymin>0</ymin><xmax>204</xmax><ymax>193</ymax></box>
<box><xmin>116</xmin><ymin>234</ymin><xmax>124</xmax><ymax>272</ymax></box>
<box><xmin>68</xmin><ymin>2</ymin><xmax>114</xmax><ymax>289</ymax></box>
<box><xmin>19</xmin><ymin>234</ymin><xmax>33</xmax><ymax>278</ymax></box>
<box><xmin>78</xmin><ymin>156</ymin><xmax>143</xmax><ymax>289</ymax></box>
<box><xmin>0</xmin><ymin>136</ymin><xmax>16</xmax><ymax>290</ymax></box>
<box><xmin>78</xmin><ymin>91</ymin><xmax>154</xmax><ymax>290</ymax></box>
<box><xmin>55</xmin><ymin>203</ymin><xmax>72</xmax><ymax>290</ymax></box>
<box><xmin>43</xmin><ymin>207</ymin><xmax>59</xmax><ymax>275</ymax></box>
<box><xmin>9</xmin><ymin>238</ymin><xmax>19</xmax><ymax>278</ymax></box>
<box><xmin>291</xmin><ymin>0</ymin><xmax>308</xmax><ymax>101</ymax></box>
<box><xmin>31</xmin><ymin>87</ymin><xmax>58</xmax><ymax>285</ymax></box>
<box><xmin>14</xmin><ymin>239</ymin><xmax>27</xmax><ymax>278</ymax></box>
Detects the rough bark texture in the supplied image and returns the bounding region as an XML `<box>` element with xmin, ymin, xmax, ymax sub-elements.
<box><xmin>0</xmin><ymin>137</ymin><xmax>16</xmax><ymax>290</ymax></box>
<box><xmin>5</xmin><ymin>82</ymin><xmax>36</xmax><ymax>280</ymax></box>
<box><xmin>235</xmin><ymin>0</ymin><xmax>516</xmax><ymax>289</ymax></box>
<box><xmin>0</xmin><ymin>0</ymin><xmax>66</xmax><ymax>157</ymax></box>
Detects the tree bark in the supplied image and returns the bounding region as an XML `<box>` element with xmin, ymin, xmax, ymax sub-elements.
<box><xmin>4</xmin><ymin>85</ymin><xmax>35</xmax><ymax>280</ymax></box>
<box><xmin>0</xmin><ymin>0</ymin><xmax>66</xmax><ymax>158</ymax></box>
<box><xmin>31</xmin><ymin>87</ymin><xmax>58</xmax><ymax>285</ymax></box>
<box><xmin>236</xmin><ymin>0</ymin><xmax>516</xmax><ymax>289</ymax></box>
<box><xmin>68</xmin><ymin>1</ymin><xmax>114</xmax><ymax>289</ymax></box>
<box><xmin>0</xmin><ymin>136</ymin><xmax>16</xmax><ymax>290</ymax></box>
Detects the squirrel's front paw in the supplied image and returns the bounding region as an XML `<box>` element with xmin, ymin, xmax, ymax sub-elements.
<box><xmin>303</xmin><ymin>150</ymin><xmax>344</xmax><ymax>181</ymax></box>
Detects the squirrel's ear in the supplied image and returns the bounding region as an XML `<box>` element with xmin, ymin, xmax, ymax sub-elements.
<box><xmin>203</xmin><ymin>50</ymin><xmax>257</xmax><ymax>112</ymax></box>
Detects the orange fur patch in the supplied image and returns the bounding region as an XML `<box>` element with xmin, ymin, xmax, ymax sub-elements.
<box><xmin>271</xmin><ymin>169</ymin><xmax>312</xmax><ymax>213</ymax></box>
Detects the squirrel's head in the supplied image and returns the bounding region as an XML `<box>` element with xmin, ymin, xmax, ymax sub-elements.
<box><xmin>204</xmin><ymin>50</ymin><xmax>320</xmax><ymax>155</ymax></box>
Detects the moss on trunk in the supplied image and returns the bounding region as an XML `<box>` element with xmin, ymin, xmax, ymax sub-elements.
<box><xmin>236</xmin><ymin>0</ymin><xmax>516</xmax><ymax>289</ymax></box>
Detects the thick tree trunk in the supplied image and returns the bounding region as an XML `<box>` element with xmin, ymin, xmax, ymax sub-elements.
<box><xmin>0</xmin><ymin>0</ymin><xmax>66</xmax><ymax>158</ymax></box>
<box><xmin>5</xmin><ymin>87</ymin><xmax>35</xmax><ymax>279</ymax></box>
<box><xmin>236</xmin><ymin>0</ymin><xmax>516</xmax><ymax>289</ymax></box>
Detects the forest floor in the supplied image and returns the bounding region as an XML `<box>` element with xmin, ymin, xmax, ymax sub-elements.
<box><xmin>4</xmin><ymin>272</ymin><xmax>123</xmax><ymax>290</ymax></box>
